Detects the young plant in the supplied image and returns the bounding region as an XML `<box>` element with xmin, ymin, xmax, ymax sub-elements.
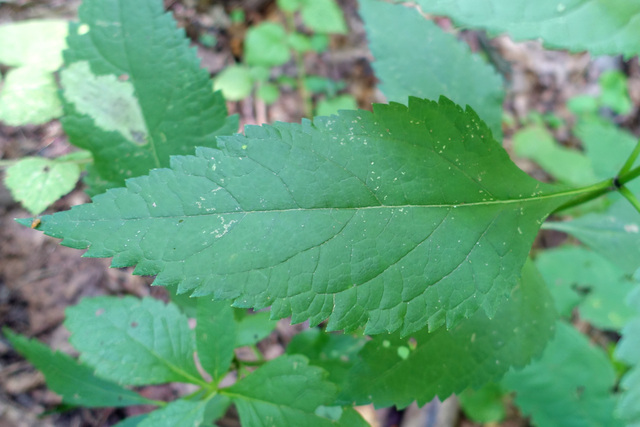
<box><xmin>4</xmin><ymin>0</ymin><xmax>640</xmax><ymax>426</ymax></box>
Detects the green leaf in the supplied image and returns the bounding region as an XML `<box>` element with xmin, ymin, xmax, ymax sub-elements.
<box><xmin>0</xmin><ymin>67</ymin><xmax>62</xmax><ymax>126</ymax></box>
<box><xmin>544</xmin><ymin>199</ymin><xmax>640</xmax><ymax>275</ymax></box>
<box><xmin>502</xmin><ymin>322</ymin><xmax>622</xmax><ymax>427</ymax></box>
<box><xmin>359</xmin><ymin>0</ymin><xmax>504</xmax><ymax>139</ymax></box>
<box><xmin>414</xmin><ymin>0</ymin><xmax>640</xmax><ymax>58</ymax></box>
<box><xmin>535</xmin><ymin>245</ymin><xmax>636</xmax><ymax>331</ymax></box>
<box><xmin>111</xmin><ymin>414</ymin><xmax>148</xmax><ymax>427</ymax></box>
<box><xmin>513</xmin><ymin>125</ymin><xmax>597</xmax><ymax>187</ymax></box>
<box><xmin>61</xmin><ymin>0</ymin><xmax>236</xmax><ymax>195</ymax></box>
<box><xmin>457</xmin><ymin>383</ymin><xmax>506</xmax><ymax>423</ymax></box>
<box><xmin>288</xmin><ymin>32</ymin><xmax>313</xmax><ymax>53</ymax></box>
<box><xmin>138</xmin><ymin>396</ymin><xmax>230</xmax><ymax>427</ymax></box>
<box><xmin>213</xmin><ymin>65</ymin><xmax>254</xmax><ymax>102</ymax></box>
<box><xmin>65</xmin><ymin>296</ymin><xmax>203</xmax><ymax>386</ymax></box>
<box><xmin>300</xmin><ymin>0</ymin><xmax>347</xmax><ymax>34</ymax></box>
<box><xmin>30</xmin><ymin>97</ymin><xmax>581</xmax><ymax>336</ymax></box>
<box><xmin>223</xmin><ymin>355</ymin><xmax>343</xmax><ymax>426</ymax></box>
<box><xmin>3</xmin><ymin>328</ymin><xmax>151</xmax><ymax>408</ymax></box>
<box><xmin>615</xmin><ymin>286</ymin><xmax>640</xmax><ymax>425</ymax></box>
<box><xmin>315</xmin><ymin>95</ymin><xmax>358</xmax><ymax>117</ymax></box>
<box><xmin>234</xmin><ymin>310</ymin><xmax>278</xmax><ymax>347</ymax></box>
<box><xmin>286</xmin><ymin>328</ymin><xmax>366</xmax><ymax>390</ymax></box>
<box><xmin>256</xmin><ymin>84</ymin><xmax>280</xmax><ymax>105</ymax></box>
<box><xmin>339</xmin><ymin>260</ymin><xmax>557</xmax><ymax>408</ymax></box>
<box><xmin>599</xmin><ymin>70</ymin><xmax>632</xmax><ymax>115</ymax></box>
<box><xmin>196</xmin><ymin>299</ymin><xmax>236</xmax><ymax>383</ymax></box>
<box><xmin>0</xmin><ymin>20</ymin><xmax>67</xmax><ymax>70</ymax></box>
<box><xmin>5</xmin><ymin>157</ymin><xmax>80</xmax><ymax>215</ymax></box>
<box><xmin>245</xmin><ymin>23</ymin><xmax>291</xmax><ymax>67</ymax></box>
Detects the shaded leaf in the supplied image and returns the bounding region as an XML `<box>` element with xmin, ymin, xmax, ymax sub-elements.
<box><xmin>5</xmin><ymin>156</ymin><xmax>80</xmax><ymax>215</ymax></box>
<box><xmin>458</xmin><ymin>383</ymin><xmax>506</xmax><ymax>423</ymax></box>
<box><xmin>65</xmin><ymin>296</ymin><xmax>202</xmax><ymax>386</ymax></box>
<box><xmin>138</xmin><ymin>396</ymin><xmax>230</xmax><ymax>427</ymax></box>
<box><xmin>245</xmin><ymin>23</ymin><xmax>291</xmax><ymax>67</ymax></box>
<box><xmin>234</xmin><ymin>310</ymin><xmax>278</xmax><ymax>347</ymax></box>
<box><xmin>414</xmin><ymin>0</ymin><xmax>640</xmax><ymax>58</ymax></box>
<box><xmin>359</xmin><ymin>0</ymin><xmax>504</xmax><ymax>138</ymax></box>
<box><xmin>502</xmin><ymin>322</ymin><xmax>622</xmax><ymax>427</ymax></box>
<box><xmin>340</xmin><ymin>261</ymin><xmax>557</xmax><ymax>408</ymax></box>
<box><xmin>61</xmin><ymin>0</ymin><xmax>236</xmax><ymax>195</ymax></box>
<box><xmin>28</xmin><ymin>97</ymin><xmax>580</xmax><ymax>336</ymax></box>
<box><xmin>3</xmin><ymin>328</ymin><xmax>151</xmax><ymax>408</ymax></box>
<box><xmin>196</xmin><ymin>299</ymin><xmax>236</xmax><ymax>383</ymax></box>
<box><xmin>614</xmin><ymin>286</ymin><xmax>640</xmax><ymax>425</ymax></box>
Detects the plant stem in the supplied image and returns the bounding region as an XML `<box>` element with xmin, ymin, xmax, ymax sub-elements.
<box><xmin>618</xmin><ymin>139</ymin><xmax>640</xmax><ymax>177</ymax></box>
<box><xmin>617</xmin><ymin>164</ymin><xmax>640</xmax><ymax>187</ymax></box>
<box><xmin>284</xmin><ymin>11</ymin><xmax>313</xmax><ymax>118</ymax></box>
<box><xmin>552</xmin><ymin>178</ymin><xmax>616</xmax><ymax>213</ymax></box>
<box><xmin>618</xmin><ymin>185</ymin><xmax>640</xmax><ymax>214</ymax></box>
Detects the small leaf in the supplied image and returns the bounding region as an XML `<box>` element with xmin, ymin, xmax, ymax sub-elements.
<box><xmin>5</xmin><ymin>156</ymin><xmax>80</xmax><ymax>215</ymax></box>
<box><xmin>65</xmin><ymin>296</ymin><xmax>202</xmax><ymax>386</ymax></box>
<box><xmin>245</xmin><ymin>23</ymin><xmax>291</xmax><ymax>67</ymax></box>
<box><xmin>545</xmin><ymin>199</ymin><xmax>640</xmax><ymax>275</ymax></box>
<box><xmin>138</xmin><ymin>396</ymin><xmax>230</xmax><ymax>427</ymax></box>
<box><xmin>502</xmin><ymin>322</ymin><xmax>622</xmax><ymax>427</ymax></box>
<box><xmin>535</xmin><ymin>245</ymin><xmax>636</xmax><ymax>331</ymax></box>
<box><xmin>599</xmin><ymin>70</ymin><xmax>632</xmax><ymax>115</ymax></box>
<box><xmin>0</xmin><ymin>67</ymin><xmax>62</xmax><ymax>125</ymax></box>
<box><xmin>61</xmin><ymin>0</ymin><xmax>236</xmax><ymax>195</ymax></box>
<box><xmin>223</xmin><ymin>355</ymin><xmax>341</xmax><ymax>426</ymax></box>
<box><xmin>3</xmin><ymin>328</ymin><xmax>151</xmax><ymax>408</ymax></box>
<box><xmin>415</xmin><ymin>0</ymin><xmax>640</xmax><ymax>58</ymax></box>
<box><xmin>30</xmin><ymin>97</ymin><xmax>581</xmax><ymax>336</ymax></box>
<box><xmin>214</xmin><ymin>65</ymin><xmax>254</xmax><ymax>101</ymax></box>
<box><xmin>359</xmin><ymin>0</ymin><xmax>504</xmax><ymax>138</ymax></box>
<box><xmin>196</xmin><ymin>299</ymin><xmax>236</xmax><ymax>383</ymax></box>
<box><xmin>458</xmin><ymin>383</ymin><xmax>506</xmax><ymax>423</ymax></box>
<box><xmin>315</xmin><ymin>95</ymin><xmax>357</xmax><ymax>117</ymax></box>
<box><xmin>234</xmin><ymin>310</ymin><xmax>278</xmax><ymax>347</ymax></box>
<box><xmin>256</xmin><ymin>84</ymin><xmax>280</xmax><ymax>105</ymax></box>
<box><xmin>340</xmin><ymin>261</ymin><xmax>557</xmax><ymax>408</ymax></box>
<box><xmin>513</xmin><ymin>125</ymin><xmax>597</xmax><ymax>187</ymax></box>
<box><xmin>300</xmin><ymin>0</ymin><xmax>347</xmax><ymax>34</ymax></box>
<box><xmin>0</xmin><ymin>20</ymin><xmax>67</xmax><ymax>70</ymax></box>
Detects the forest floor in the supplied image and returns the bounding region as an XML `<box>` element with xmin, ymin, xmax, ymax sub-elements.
<box><xmin>0</xmin><ymin>0</ymin><xmax>639</xmax><ymax>426</ymax></box>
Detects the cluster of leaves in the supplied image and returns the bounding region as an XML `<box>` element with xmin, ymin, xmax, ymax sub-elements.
<box><xmin>213</xmin><ymin>0</ymin><xmax>355</xmax><ymax>117</ymax></box>
<box><xmin>3</xmin><ymin>0</ymin><xmax>640</xmax><ymax>426</ymax></box>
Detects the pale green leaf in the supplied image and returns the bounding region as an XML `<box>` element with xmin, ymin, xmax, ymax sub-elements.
<box><xmin>315</xmin><ymin>95</ymin><xmax>358</xmax><ymax>117</ymax></box>
<box><xmin>513</xmin><ymin>125</ymin><xmax>597</xmax><ymax>187</ymax></box>
<box><xmin>544</xmin><ymin>199</ymin><xmax>640</xmax><ymax>275</ymax></box>
<box><xmin>65</xmin><ymin>296</ymin><xmax>203</xmax><ymax>386</ymax></box>
<box><xmin>196</xmin><ymin>299</ymin><xmax>236</xmax><ymax>383</ymax></box>
<box><xmin>29</xmin><ymin>98</ymin><xmax>581</xmax><ymax>335</ymax></box>
<box><xmin>245</xmin><ymin>23</ymin><xmax>291</xmax><ymax>67</ymax></box>
<box><xmin>502</xmin><ymin>322</ymin><xmax>622</xmax><ymax>427</ymax></box>
<box><xmin>213</xmin><ymin>65</ymin><xmax>254</xmax><ymax>101</ymax></box>
<box><xmin>0</xmin><ymin>20</ymin><xmax>67</xmax><ymax>70</ymax></box>
<box><xmin>359</xmin><ymin>0</ymin><xmax>504</xmax><ymax>138</ymax></box>
<box><xmin>300</xmin><ymin>0</ymin><xmax>347</xmax><ymax>34</ymax></box>
<box><xmin>234</xmin><ymin>310</ymin><xmax>278</xmax><ymax>347</ymax></box>
<box><xmin>458</xmin><ymin>383</ymin><xmax>506</xmax><ymax>423</ymax></box>
<box><xmin>414</xmin><ymin>0</ymin><xmax>640</xmax><ymax>58</ymax></box>
<box><xmin>61</xmin><ymin>0</ymin><xmax>236</xmax><ymax>195</ymax></box>
<box><xmin>138</xmin><ymin>396</ymin><xmax>230</xmax><ymax>427</ymax></box>
<box><xmin>3</xmin><ymin>328</ymin><xmax>151</xmax><ymax>408</ymax></box>
<box><xmin>535</xmin><ymin>245</ymin><xmax>636</xmax><ymax>331</ymax></box>
<box><xmin>0</xmin><ymin>67</ymin><xmax>62</xmax><ymax>126</ymax></box>
<box><xmin>5</xmin><ymin>157</ymin><xmax>80</xmax><ymax>215</ymax></box>
<box><xmin>340</xmin><ymin>261</ymin><xmax>556</xmax><ymax>408</ymax></box>
<box><xmin>223</xmin><ymin>355</ymin><xmax>342</xmax><ymax>426</ymax></box>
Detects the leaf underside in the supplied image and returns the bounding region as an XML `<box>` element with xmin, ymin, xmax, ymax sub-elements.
<box><xmin>413</xmin><ymin>0</ymin><xmax>640</xmax><ymax>58</ymax></box>
<box><xmin>61</xmin><ymin>0</ymin><xmax>236</xmax><ymax>195</ymax></box>
<box><xmin>32</xmin><ymin>97</ymin><xmax>575</xmax><ymax>336</ymax></box>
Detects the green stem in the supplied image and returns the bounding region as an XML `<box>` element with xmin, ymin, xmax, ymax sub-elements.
<box><xmin>552</xmin><ymin>178</ymin><xmax>616</xmax><ymax>214</ymax></box>
<box><xmin>284</xmin><ymin>12</ymin><xmax>313</xmax><ymax>118</ymax></box>
<box><xmin>617</xmin><ymin>164</ymin><xmax>640</xmax><ymax>187</ymax></box>
<box><xmin>618</xmin><ymin>185</ymin><xmax>640</xmax><ymax>214</ymax></box>
<box><xmin>618</xmin><ymin>139</ymin><xmax>640</xmax><ymax>177</ymax></box>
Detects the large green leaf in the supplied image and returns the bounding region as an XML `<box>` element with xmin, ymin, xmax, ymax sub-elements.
<box><xmin>137</xmin><ymin>395</ymin><xmax>230</xmax><ymax>427</ymax></box>
<box><xmin>502</xmin><ymin>322</ymin><xmax>622</xmax><ymax>427</ymax></box>
<box><xmin>339</xmin><ymin>261</ymin><xmax>556</xmax><ymax>408</ymax></box>
<box><xmin>359</xmin><ymin>0</ymin><xmax>504</xmax><ymax>139</ymax></box>
<box><xmin>60</xmin><ymin>0</ymin><xmax>236</xmax><ymax>195</ymax></box>
<box><xmin>535</xmin><ymin>246</ymin><xmax>636</xmax><ymax>331</ymax></box>
<box><xmin>413</xmin><ymin>0</ymin><xmax>640</xmax><ymax>58</ymax></box>
<box><xmin>544</xmin><ymin>199</ymin><xmax>640</xmax><ymax>275</ymax></box>
<box><xmin>615</xmin><ymin>286</ymin><xmax>640</xmax><ymax>425</ymax></box>
<box><xmin>3</xmin><ymin>328</ymin><xmax>151</xmax><ymax>408</ymax></box>
<box><xmin>28</xmin><ymin>98</ymin><xmax>584</xmax><ymax>335</ymax></box>
<box><xmin>65</xmin><ymin>296</ymin><xmax>203</xmax><ymax>386</ymax></box>
<box><xmin>223</xmin><ymin>355</ymin><xmax>364</xmax><ymax>426</ymax></box>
